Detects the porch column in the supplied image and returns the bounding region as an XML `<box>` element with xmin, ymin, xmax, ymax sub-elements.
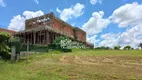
<box><xmin>46</xmin><ymin>31</ymin><xmax>49</xmax><ymax>44</ymax></box>
<box><xmin>33</xmin><ymin>32</ymin><xmax>36</xmax><ymax>45</ymax></box>
<box><xmin>44</xmin><ymin>30</ymin><xmax>46</xmax><ymax>45</ymax></box>
<box><xmin>40</xmin><ymin>31</ymin><xmax>42</xmax><ymax>45</ymax></box>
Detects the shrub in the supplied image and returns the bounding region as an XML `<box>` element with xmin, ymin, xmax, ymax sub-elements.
<box><xmin>48</xmin><ymin>44</ymin><xmax>61</xmax><ymax>50</ymax></box>
<box><xmin>0</xmin><ymin>51</ymin><xmax>11</xmax><ymax>60</ymax></box>
<box><xmin>10</xmin><ymin>41</ymin><xmax>21</xmax><ymax>53</ymax></box>
<box><xmin>61</xmin><ymin>48</ymin><xmax>72</xmax><ymax>52</ymax></box>
<box><xmin>21</xmin><ymin>44</ymin><xmax>48</xmax><ymax>52</ymax></box>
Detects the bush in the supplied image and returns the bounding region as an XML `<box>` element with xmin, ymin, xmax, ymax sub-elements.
<box><xmin>53</xmin><ymin>36</ymin><xmax>86</xmax><ymax>50</ymax></box>
<box><xmin>61</xmin><ymin>48</ymin><xmax>72</xmax><ymax>52</ymax></box>
<box><xmin>30</xmin><ymin>45</ymin><xmax>48</xmax><ymax>52</ymax></box>
<box><xmin>20</xmin><ymin>44</ymin><xmax>27</xmax><ymax>51</ymax></box>
<box><xmin>10</xmin><ymin>41</ymin><xmax>21</xmax><ymax>53</ymax></box>
<box><xmin>0</xmin><ymin>51</ymin><xmax>11</xmax><ymax>60</ymax></box>
<box><xmin>48</xmin><ymin>44</ymin><xmax>61</xmax><ymax>50</ymax></box>
<box><xmin>20</xmin><ymin>44</ymin><xmax>48</xmax><ymax>52</ymax></box>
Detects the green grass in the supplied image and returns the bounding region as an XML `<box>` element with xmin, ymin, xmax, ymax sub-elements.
<box><xmin>0</xmin><ymin>50</ymin><xmax>142</xmax><ymax>80</ymax></box>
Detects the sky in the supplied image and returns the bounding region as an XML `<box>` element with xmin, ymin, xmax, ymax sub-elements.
<box><xmin>0</xmin><ymin>0</ymin><xmax>142</xmax><ymax>48</ymax></box>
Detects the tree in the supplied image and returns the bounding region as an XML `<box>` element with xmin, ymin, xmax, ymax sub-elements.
<box><xmin>139</xmin><ymin>43</ymin><xmax>142</xmax><ymax>50</ymax></box>
<box><xmin>130</xmin><ymin>47</ymin><xmax>134</xmax><ymax>50</ymax></box>
<box><xmin>0</xmin><ymin>32</ymin><xmax>11</xmax><ymax>59</ymax></box>
<box><xmin>95</xmin><ymin>46</ymin><xmax>111</xmax><ymax>50</ymax></box>
<box><xmin>114</xmin><ymin>46</ymin><xmax>121</xmax><ymax>50</ymax></box>
<box><xmin>0</xmin><ymin>32</ymin><xmax>11</xmax><ymax>52</ymax></box>
<box><xmin>124</xmin><ymin>45</ymin><xmax>131</xmax><ymax>50</ymax></box>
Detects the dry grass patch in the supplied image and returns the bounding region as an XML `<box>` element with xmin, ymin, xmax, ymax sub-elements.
<box><xmin>1</xmin><ymin>50</ymin><xmax>142</xmax><ymax>80</ymax></box>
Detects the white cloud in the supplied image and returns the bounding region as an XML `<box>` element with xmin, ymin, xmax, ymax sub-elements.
<box><xmin>87</xmin><ymin>35</ymin><xmax>99</xmax><ymax>47</ymax></box>
<box><xmin>90</xmin><ymin>0</ymin><xmax>102</xmax><ymax>5</ymax></box>
<box><xmin>117</xmin><ymin>24</ymin><xmax>142</xmax><ymax>48</ymax></box>
<box><xmin>82</xmin><ymin>11</ymin><xmax>110</xmax><ymax>35</ymax></box>
<box><xmin>110</xmin><ymin>2</ymin><xmax>142</xmax><ymax>27</ymax></box>
<box><xmin>0</xmin><ymin>0</ymin><xmax>6</xmax><ymax>7</ymax></box>
<box><xmin>56</xmin><ymin>3</ymin><xmax>85</xmax><ymax>21</ymax></box>
<box><xmin>99</xmin><ymin>33</ymin><xmax>120</xmax><ymax>48</ymax></box>
<box><xmin>97</xmin><ymin>2</ymin><xmax>142</xmax><ymax>48</ymax></box>
<box><xmin>86</xmin><ymin>2</ymin><xmax>142</xmax><ymax>48</ymax></box>
<box><xmin>23</xmin><ymin>10</ymin><xmax>44</xmax><ymax>19</ymax></box>
<box><xmin>34</xmin><ymin>0</ymin><xmax>39</xmax><ymax>4</ymax></box>
<box><xmin>56</xmin><ymin>7</ymin><xmax>61</xmax><ymax>13</ymax></box>
<box><xmin>8</xmin><ymin>10</ymin><xmax>44</xmax><ymax>32</ymax></box>
<box><xmin>98</xmin><ymin>23</ymin><xmax>142</xmax><ymax>48</ymax></box>
<box><xmin>8</xmin><ymin>15</ymin><xmax>25</xmax><ymax>32</ymax></box>
<box><xmin>71</xmin><ymin>23</ymin><xmax>76</xmax><ymax>26</ymax></box>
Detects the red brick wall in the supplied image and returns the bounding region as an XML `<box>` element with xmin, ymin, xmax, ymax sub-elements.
<box><xmin>51</xmin><ymin>19</ymin><xmax>61</xmax><ymax>31</ymax></box>
<box><xmin>75</xmin><ymin>29</ymin><xmax>86</xmax><ymax>42</ymax></box>
<box><xmin>70</xmin><ymin>28</ymin><xmax>74</xmax><ymax>38</ymax></box>
<box><xmin>51</xmin><ymin>18</ymin><xmax>86</xmax><ymax>42</ymax></box>
<box><xmin>51</xmin><ymin>19</ymin><xmax>74</xmax><ymax>38</ymax></box>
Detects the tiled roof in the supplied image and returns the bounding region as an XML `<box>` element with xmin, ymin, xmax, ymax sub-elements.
<box><xmin>0</xmin><ymin>28</ymin><xmax>15</xmax><ymax>35</ymax></box>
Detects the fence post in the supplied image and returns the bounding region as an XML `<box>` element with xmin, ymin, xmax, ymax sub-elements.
<box><xmin>11</xmin><ymin>46</ymin><xmax>16</xmax><ymax>61</ymax></box>
<box><xmin>27</xmin><ymin>41</ymin><xmax>29</xmax><ymax>52</ymax></box>
<box><xmin>16</xmin><ymin>54</ymin><xmax>20</xmax><ymax>61</ymax></box>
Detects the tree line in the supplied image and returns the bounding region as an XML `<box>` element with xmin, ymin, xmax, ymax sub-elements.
<box><xmin>95</xmin><ymin>44</ymin><xmax>142</xmax><ymax>50</ymax></box>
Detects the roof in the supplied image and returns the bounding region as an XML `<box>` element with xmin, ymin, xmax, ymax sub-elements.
<box><xmin>0</xmin><ymin>28</ymin><xmax>15</xmax><ymax>35</ymax></box>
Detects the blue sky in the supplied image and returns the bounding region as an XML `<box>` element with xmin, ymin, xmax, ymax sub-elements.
<box><xmin>0</xmin><ymin>0</ymin><xmax>142</xmax><ymax>48</ymax></box>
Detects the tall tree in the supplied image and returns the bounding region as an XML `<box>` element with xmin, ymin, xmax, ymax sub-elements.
<box><xmin>0</xmin><ymin>32</ymin><xmax>11</xmax><ymax>60</ymax></box>
<box><xmin>124</xmin><ymin>45</ymin><xmax>131</xmax><ymax>50</ymax></box>
<box><xmin>114</xmin><ymin>46</ymin><xmax>121</xmax><ymax>50</ymax></box>
<box><xmin>139</xmin><ymin>43</ymin><xmax>142</xmax><ymax>50</ymax></box>
<box><xmin>0</xmin><ymin>32</ymin><xmax>10</xmax><ymax>52</ymax></box>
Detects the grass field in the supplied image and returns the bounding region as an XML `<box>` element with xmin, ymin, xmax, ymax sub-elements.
<box><xmin>0</xmin><ymin>49</ymin><xmax>142</xmax><ymax>80</ymax></box>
